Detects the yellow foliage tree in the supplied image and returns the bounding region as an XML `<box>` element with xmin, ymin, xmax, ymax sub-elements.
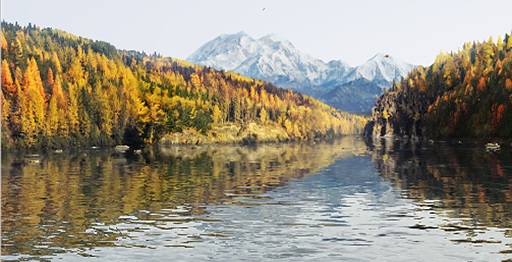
<box><xmin>1</xmin><ymin>30</ymin><xmax>8</xmax><ymax>52</ymax></box>
<box><xmin>259</xmin><ymin>107</ymin><xmax>268</xmax><ymax>124</ymax></box>
<box><xmin>212</xmin><ymin>105</ymin><xmax>223</xmax><ymax>124</ymax></box>
<box><xmin>1</xmin><ymin>60</ymin><xmax>16</xmax><ymax>95</ymax></box>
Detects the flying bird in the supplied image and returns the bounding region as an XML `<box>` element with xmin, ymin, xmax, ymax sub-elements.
<box><xmin>262</xmin><ymin>7</ymin><xmax>266</xmax><ymax>11</ymax></box>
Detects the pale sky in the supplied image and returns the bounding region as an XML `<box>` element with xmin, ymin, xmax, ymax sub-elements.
<box><xmin>2</xmin><ymin>0</ymin><xmax>512</xmax><ymax>66</ymax></box>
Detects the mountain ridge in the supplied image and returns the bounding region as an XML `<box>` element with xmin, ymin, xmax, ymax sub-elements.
<box><xmin>187</xmin><ymin>32</ymin><xmax>415</xmax><ymax>113</ymax></box>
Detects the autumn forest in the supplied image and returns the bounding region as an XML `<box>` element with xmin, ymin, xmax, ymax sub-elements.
<box><xmin>368</xmin><ymin>32</ymin><xmax>512</xmax><ymax>138</ymax></box>
<box><xmin>0</xmin><ymin>22</ymin><xmax>366</xmax><ymax>149</ymax></box>
<box><xmin>3</xmin><ymin>21</ymin><xmax>512</xmax><ymax>150</ymax></box>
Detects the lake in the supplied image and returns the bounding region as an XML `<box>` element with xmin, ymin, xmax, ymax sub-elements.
<box><xmin>1</xmin><ymin>137</ymin><xmax>512</xmax><ymax>261</ymax></box>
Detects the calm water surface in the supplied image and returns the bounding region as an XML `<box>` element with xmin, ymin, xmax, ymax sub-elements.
<box><xmin>1</xmin><ymin>138</ymin><xmax>512</xmax><ymax>261</ymax></box>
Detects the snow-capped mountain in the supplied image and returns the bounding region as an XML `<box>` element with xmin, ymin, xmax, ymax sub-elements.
<box><xmin>187</xmin><ymin>32</ymin><xmax>415</xmax><ymax>113</ymax></box>
<box><xmin>188</xmin><ymin>32</ymin><xmax>344</xmax><ymax>91</ymax></box>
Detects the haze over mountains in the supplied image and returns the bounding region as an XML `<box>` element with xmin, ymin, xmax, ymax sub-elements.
<box><xmin>188</xmin><ymin>32</ymin><xmax>415</xmax><ymax>113</ymax></box>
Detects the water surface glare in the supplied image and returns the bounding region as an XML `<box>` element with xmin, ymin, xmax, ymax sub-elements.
<box><xmin>2</xmin><ymin>138</ymin><xmax>512</xmax><ymax>261</ymax></box>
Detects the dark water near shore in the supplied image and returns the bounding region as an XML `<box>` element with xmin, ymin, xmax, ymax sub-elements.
<box><xmin>2</xmin><ymin>137</ymin><xmax>512</xmax><ymax>261</ymax></box>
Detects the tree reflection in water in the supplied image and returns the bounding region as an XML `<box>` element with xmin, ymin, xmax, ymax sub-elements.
<box><xmin>1</xmin><ymin>138</ymin><xmax>366</xmax><ymax>257</ymax></box>
<box><xmin>367</xmin><ymin>138</ymin><xmax>512</xmax><ymax>233</ymax></box>
<box><xmin>3</xmin><ymin>138</ymin><xmax>511</xmax><ymax>260</ymax></box>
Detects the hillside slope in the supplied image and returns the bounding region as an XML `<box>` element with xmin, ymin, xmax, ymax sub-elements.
<box><xmin>0</xmin><ymin>22</ymin><xmax>367</xmax><ymax>149</ymax></box>
<box><xmin>365</xmin><ymin>33</ymin><xmax>512</xmax><ymax>139</ymax></box>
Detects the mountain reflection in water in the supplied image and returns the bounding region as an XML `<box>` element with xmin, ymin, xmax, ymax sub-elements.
<box><xmin>1</xmin><ymin>137</ymin><xmax>511</xmax><ymax>261</ymax></box>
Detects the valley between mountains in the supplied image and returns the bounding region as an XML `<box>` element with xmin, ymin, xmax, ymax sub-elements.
<box><xmin>188</xmin><ymin>32</ymin><xmax>415</xmax><ymax>113</ymax></box>
<box><xmin>2</xmin><ymin>21</ymin><xmax>512</xmax><ymax>150</ymax></box>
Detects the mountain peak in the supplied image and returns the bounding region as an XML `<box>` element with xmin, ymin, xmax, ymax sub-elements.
<box><xmin>225</xmin><ymin>31</ymin><xmax>250</xmax><ymax>39</ymax></box>
<box><xmin>259</xmin><ymin>34</ymin><xmax>296</xmax><ymax>51</ymax></box>
<box><xmin>367</xmin><ymin>53</ymin><xmax>393</xmax><ymax>62</ymax></box>
<box><xmin>233</xmin><ymin>31</ymin><xmax>248</xmax><ymax>36</ymax></box>
<box><xmin>259</xmin><ymin>33</ymin><xmax>287</xmax><ymax>43</ymax></box>
<box><xmin>350</xmin><ymin>53</ymin><xmax>415</xmax><ymax>83</ymax></box>
<box><xmin>219</xmin><ymin>31</ymin><xmax>254</xmax><ymax>44</ymax></box>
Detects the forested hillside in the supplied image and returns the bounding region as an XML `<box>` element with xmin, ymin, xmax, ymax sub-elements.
<box><xmin>366</xmin><ymin>32</ymin><xmax>512</xmax><ymax>138</ymax></box>
<box><xmin>1</xmin><ymin>22</ymin><xmax>366</xmax><ymax>149</ymax></box>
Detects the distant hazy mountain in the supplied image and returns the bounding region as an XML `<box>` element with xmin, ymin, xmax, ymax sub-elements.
<box><xmin>188</xmin><ymin>32</ymin><xmax>415</xmax><ymax>113</ymax></box>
